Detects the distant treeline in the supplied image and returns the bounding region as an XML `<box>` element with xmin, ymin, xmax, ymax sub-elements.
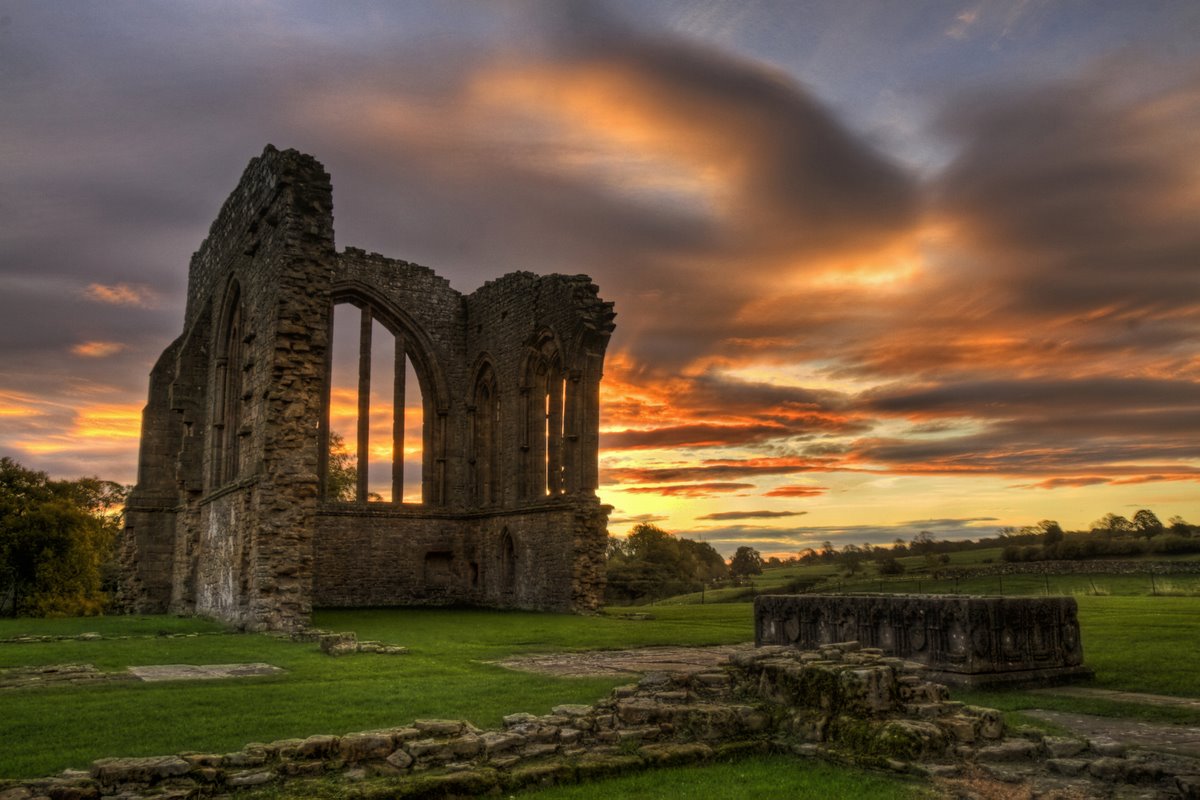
<box><xmin>789</xmin><ymin>509</ymin><xmax>1198</xmax><ymax>574</ymax></box>
<box><xmin>1001</xmin><ymin>512</ymin><xmax>1200</xmax><ymax>562</ymax></box>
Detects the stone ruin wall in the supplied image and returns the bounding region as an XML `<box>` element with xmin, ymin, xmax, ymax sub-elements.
<box><xmin>755</xmin><ymin>594</ymin><xmax>1091</xmax><ymax>687</ymax></box>
<box><xmin>120</xmin><ymin>145</ymin><xmax>615</xmax><ymax>630</ymax></box>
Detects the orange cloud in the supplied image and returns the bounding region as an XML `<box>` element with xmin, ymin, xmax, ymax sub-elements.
<box><xmin>621</xmin><ymin>482</ymin><xmax>755</xmax><ymax>498</ymax></box>
<box><xmin>71</xmin><ymin>404</ymin><xmax>142</xmax><ymax>441</ymax></box>
<box><xmin>83</xmin><ymin>282</ymin><xmax>159</xmax><ymax>308</ymax></box>
<box><xmin>764</xmin><ymin>485</ymin><xmax>829</xmax><ymax>498</ymax></box>
<box><xmin>71</xmin><ymin>341</ymin><xmax>126</xmax><ymax>358</ymax></box>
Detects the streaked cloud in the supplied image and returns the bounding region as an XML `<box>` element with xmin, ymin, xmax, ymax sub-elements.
<box><xmin>82</xmin><ymin>283</ymin><xmax>160</xmax><ymax>308</ymax></box>
<box><xmin>697</xmin><ymin>510</ymin><xmax>808</xmax><ymax>521</ymax></box>
<box><xmin>71</xmin><ymin>341</ymin><xmax>126</xmax><ymax>358</ymax></box>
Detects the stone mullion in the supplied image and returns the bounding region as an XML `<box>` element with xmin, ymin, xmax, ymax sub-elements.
<box><xmin>356</xmin><ymin>306</ymin><xmax>372</xmax><ymax>503</ymax></box>
<box><xmin>562</xmin><ymin>370</ymin><xmax>581</xmax><ymax>493</ymax></box>
<box><xmin>578</xmin><ymin>352</ymin><xmax>604</xmax><ymax>492</ymax></box>
<box><xmin>392</xmin><ymin>332</ymin><xmax>406</xmax><ymax>504</ymax></box>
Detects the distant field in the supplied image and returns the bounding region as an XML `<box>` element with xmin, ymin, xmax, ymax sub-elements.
<box><xmin>659</xmin><ymin>550</ymin><xmax>1200</xmax><ymax>605</ymax></box>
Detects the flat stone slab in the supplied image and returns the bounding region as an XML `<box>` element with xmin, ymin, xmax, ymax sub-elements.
<box><xmin>1025</xmin><ymin>709</ymin><xmax>1200</xmax><ymax>759</ymax></box>
<box><xmin>495</xmin><ymin>645</ymin><xmax>753</xmax><ymax>677</ymax></box>
<box><xmin>128</xmin><ymin>663</ymin><xmax>285</xmax><ymax>682</ymax></box>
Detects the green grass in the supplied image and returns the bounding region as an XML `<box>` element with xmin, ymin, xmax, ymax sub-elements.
<box><xmin>0</xmin><ymin>606</ymin><xmax>753</xmax><ymax>779</ymax></box>
<box><xmin>0</xmin><ymin>614</ymin><xmax>226</xmax><ymax>638</ymax></box>
<box><xmin>512</xmin><ymin>755</ymin><xmax>933</xmax><ymax>799</ymax></box>
<box><xmin>4</xmin><ymin>595</ymin><xmax>1200</xmax><ymax>782</ymax></box>
<box><xmin>235</xmin><ymin>755</ymin><xmax>932</xmax><ymax>800</ymax></box>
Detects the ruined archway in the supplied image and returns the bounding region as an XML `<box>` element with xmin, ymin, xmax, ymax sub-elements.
<box><xmin>121</xmin><ymin>146</ymin><xmax>616</xmax><ymax>630</ymax></box>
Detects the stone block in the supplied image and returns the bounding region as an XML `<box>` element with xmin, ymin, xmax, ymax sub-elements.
<box><xmin>755</xmin><ymin>594</ymin><xmax>1092</xmax><ymax>687</ymax></box>
<box><xmin>90</xmin><ymin>756</ymin><xmax>190</xmax><ymax>785</ymax></box>
<box><xmin>338</xmin><ymin>733</ymin><xmax>394</xmax><ymax>762</ymax></box>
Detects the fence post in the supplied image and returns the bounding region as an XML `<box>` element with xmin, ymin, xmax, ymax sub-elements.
<box><xmin>1150</xmin><ymin>572</ymin><xmax>1157</xmax><ymax>596</ymax></box>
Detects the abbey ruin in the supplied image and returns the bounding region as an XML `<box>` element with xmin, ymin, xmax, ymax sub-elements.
<box><xmin>121</xmin><ymin>146</ymin><xmax>616</xmax><ymax>631</ymax></box>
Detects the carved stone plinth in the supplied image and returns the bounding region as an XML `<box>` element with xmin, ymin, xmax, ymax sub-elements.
<box><xmin>754</xmin><ymin>594</ymin><xmax>1092</xmax><ymax>688</ymax></box>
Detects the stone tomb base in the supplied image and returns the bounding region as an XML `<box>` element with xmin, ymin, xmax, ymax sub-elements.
<box><xmin>755</xmin><ymin>594</ymin><xmax>1093</xmax><ymax>688</ymax></box>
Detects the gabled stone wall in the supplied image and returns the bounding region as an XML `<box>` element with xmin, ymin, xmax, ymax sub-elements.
<box><xmin>120</xmin><ymin>146</ymin><xmax>615</xmax><ymax>630</ymax></box>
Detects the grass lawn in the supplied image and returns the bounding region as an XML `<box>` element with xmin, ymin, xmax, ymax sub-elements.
<box><xmin>0</xmin><ymin>605</ymin><xmax>752</xmax><ymax>779</ymax></box>
<box><xmin>235</xmin><ymin>754</ymin><xmax>933</xmax><ymax>800</ymax></box>
<box><xmin>510</xmin><ymin>755</ymin><xmax>933</xmax><ymax>800</ymax></box>
<box><xmin>3</xmin><ymin>595</ymin><xmax>1199</xmax><ymax>782</ymax></box>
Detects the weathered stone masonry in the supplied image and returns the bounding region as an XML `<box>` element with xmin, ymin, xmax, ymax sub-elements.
<box><xmin>120</xmin><ymin>145</ymin><xmax>616</xmax><ymax>630</ymax></box>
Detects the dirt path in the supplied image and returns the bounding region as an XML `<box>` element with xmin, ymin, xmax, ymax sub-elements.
<box><xmin>1029</xmin><ymin>685</ymin><xmax>1200</xmax><ymax>711</ymax></box>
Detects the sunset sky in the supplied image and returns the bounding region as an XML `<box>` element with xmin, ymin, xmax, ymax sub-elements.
<box><xmin>2</xmin><ymin>2</ymin><xmax>1198</xmax><ymax>556</ymax></box>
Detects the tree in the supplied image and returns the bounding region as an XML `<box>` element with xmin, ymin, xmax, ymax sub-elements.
<box><xmin>1132</xmin><ymin>509</ymin><xmax>1164</xmax><ymax>538</ymax></box>
<box><xmin>325</xmin><ymin>431</ymin><xmax>381</xmax><ymax>501</ymax></box>
<box><xmin>0</xmin><ymin>457</ymin><xmax>124</xmax><ymax>616</ymax></box>
<box><xmin>326</xmin><ymin>431</ymin><xmax>358</xmax><ymax>501</ymax></box>
<box><xmin>606</xmin><ymin>535</ymin><xmax>628</xmax><ymax>560</ymax></box>
<box><xmin>1168</xmin><ymin>516</ymin><xmax>1194</xmax><ymax>536</ymax></box>
<box><xmin>603</xmin><ymin>524</ymin><xmax>727</xmax><ymax>604</ymax></box>
<box><xmin>729</xmin><ymin>546</ymin><xmax>764</xmax><ymax>578</ymax></box>
<box><xmin>1038</xmin><ymin>520</ymin><xmax>1064</xmax><ymax>547</ymax></box>
<box><xmin>910</xmin><ymin>531</ymin><xmax>937</xmax><ymax>555</ymax></box>
<box><xmin>1093</xmin><ymin>513</ymin><xmax>1133</xmax><ymax>536</ymax></box>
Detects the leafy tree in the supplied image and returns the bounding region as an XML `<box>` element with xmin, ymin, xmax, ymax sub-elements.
<box><xmin>606</xmin><ymin>535</ymin><xmax>628</xmax><ymax>559</ymax></box>
<box><xmin>729</xmin><ymin>546</ymin><xmax>764</xmax><ymax>578</ymax></box>
<box><xmin>604</xmin><ymin>524</ymin><xmax>727</xmax><ymax>604</ymax></box>
<box><xmin>326</xmin><ymin>431</ymin><xmax>358</xmax><ymax>501</ymax></box>
<box><xmin>910</xmin><ymin>531</ymin><xmax>937</xmax><ymax>555</ymax></box>
<box><xmin>1038</xmin><ymin>520</ymin><xmax>1064</xmax><ymax>546</ymax></box>
<box><xmin>0</xmin><ymin>457</ymin><xmax>125</xmax><ymax>616</ymax></box>
<box><xmin>1132</xmin><ymin>509</ymin><xmax>1164</xmax><ymax>538</ymax></box>
<box><xmin>1168</xmin><ymin>516</ymin><xmax>1194</xmax><ymax>536</ymax></box>
<box><xmin>1093</xmin><ymin>513</ymin><xmax>1133</xmax><ymax>535</ymax></box>
<box><xmin>325</xmin><ymin>431</ymin><xmax>381</xmax><ymax>501</ymax></box>
<box><xmin>876</xmin><ymin>556</ymin><xmax>905</xmax><ymax>576</ymax></box>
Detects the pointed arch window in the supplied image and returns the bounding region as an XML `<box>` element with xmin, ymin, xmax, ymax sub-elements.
<box><xmin>523</xmin><ymin>334</ymin><xmax>569</xmax><ymax>499</ymax></box>
<box><xmin>212</xmin><ymin>285</ymin><xmax>244</xmax><ymax>487</ymax></box>
<box><xmin>322</xmin><ymin>299</ymin><xmax>434</xmax><ymax>504</ymax></box>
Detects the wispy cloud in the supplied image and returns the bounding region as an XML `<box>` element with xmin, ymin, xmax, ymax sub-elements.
<box><xmin>83</xmin><ymin>282</ymin><xmax>160</xmax><ymax>308</ymax></box>
<box><xmin>697</xmin><ymin>509</ymin><xmax>808</xmax><ymax>521</ymax></box>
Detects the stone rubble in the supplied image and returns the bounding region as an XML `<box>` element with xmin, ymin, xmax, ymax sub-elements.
<box><xmin>2</xmin><ymin>642</ymin><xmax>1196</xmax><ymax>799</ymax></box>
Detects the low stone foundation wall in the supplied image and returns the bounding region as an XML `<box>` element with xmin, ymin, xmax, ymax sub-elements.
<box><xmin>755</xmin><ymin>594</ymin><xmax>1092</xmax><ymax>687</ymax></box>
<box><xmin>5</xmin><ymin>641</ymin><xmax>1196</xmax><ymax>799</ymax></box>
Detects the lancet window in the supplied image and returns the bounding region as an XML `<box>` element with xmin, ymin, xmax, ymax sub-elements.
<box><xmin>322</xmin><ymin>299</ymin><xmax>427</xmax><ymax>504</ymax></box>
